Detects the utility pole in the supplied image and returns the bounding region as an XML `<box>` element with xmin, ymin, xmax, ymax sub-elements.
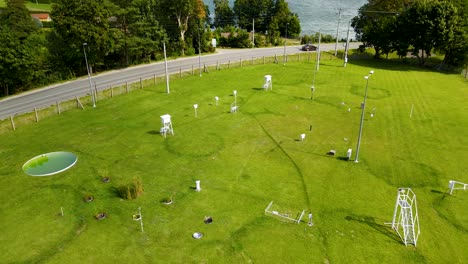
<box><xmin>344</xmin><ymin>21</ymin><xmax>351</xmax><ymax>67</ymax></box>
<box><xmin>163</xmin><ymin>42</ymin><xmax>170</xmax><ymax>94</ymax></box>
<box><xmin>334</xmin><ymin>8</ymin><xmax>342</xmax><ymax>57</ymax></box>
<box><xmin>317</xmin><ymin>29</ymin><xmax>322</xmax><ymax>71</ymax></box>
<box><xmin>198</xmin><ymin>26</ymin><xmax>202</xmax><ymax>77</ymax></box>
<box><xmin>82</xmin><ymin>43</ymin><xmax>95</xmax><ymax>107</ymax></box>
<box><xmin>252</xmin><ymin>18</ymin><xmax>255</xmax><ymax>48</ymax></box>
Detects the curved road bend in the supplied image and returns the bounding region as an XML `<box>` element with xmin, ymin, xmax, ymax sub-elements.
<box><xmin>0</xmin><ymin>43</ymin><xmax>359</xmax><ymax>120</ymax></box>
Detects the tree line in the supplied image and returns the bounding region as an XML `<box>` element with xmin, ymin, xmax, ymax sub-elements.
<box><xmin>352</xmin><ymin>0</ymin><xmax>468</xmax><ymax>68</ymax></box>
<box><xmin>0</xmin><ymin>0</ymin><xmax>300</xmax><ymax>97</ymax></box>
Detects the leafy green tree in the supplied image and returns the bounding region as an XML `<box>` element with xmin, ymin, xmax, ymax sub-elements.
<box><xmin>108</xmin><ymin>0</ymin><xmax>167</xmax><ymax>65</ymax></box>
<box><xmin>213</xmin><ymin>0</ymin><xmax>235</xmax><ymax>28</ymax></box>
<box><xmin>398</xmin><ymin>1</ymin><xmax>459</xmax><ymax>66</ymax></box>
<box><xmin>50</xmin><ymin>0</ymin><xmax>111</xmax><ymax>74</ymax></box>
<box><xmin>0</xmin><ymin>0</ymin><xmax>38</xmax><ymax>39</ymax></box>
<box><xmin>272</xmin><ymin>0</ymin><xmax>300</xmax><ymax>38</ymax></box>
<box><xmin>233</xmin><ymin>0</ymin><xmax>274</xmax><ymax>33</ymax></box>
<box><xmin>0</xmin><ymin>0</ymin><xmax>44</xmax><ymax>96</ymax></box>
<box><xmin>157</xmin><ymin>0</ymin><xmax>206</xmax><ymax>56</ymax></box>
<box><xmin>351</xmin><ymin>0</ymin><xmax>402</xmax><ymax>58</ymax></box>
<box><xmin>439</xmin><ymin>0</ymin><xmax>468</xmax><ymax>67</ymax></box>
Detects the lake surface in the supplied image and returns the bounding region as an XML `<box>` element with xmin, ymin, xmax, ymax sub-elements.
<box><xmin>204</xmin><ymin>0</ymin><xmax>367</xmax><ymax>39</ymax></box>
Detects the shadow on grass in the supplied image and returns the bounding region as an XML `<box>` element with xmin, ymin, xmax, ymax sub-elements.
<box><xmin>336</xmin><ymin>156</ymin><xmax>350</xmax><ymax>161</ymax></box>
<box><xmin>147</xmin><ymin>130</ymin><xmax>159</xmax><ymax>135</ymax></box>
<box><xmin>345</xmin><ymin>214</ymin><xmax>401</xmax><ymax>244</ymax></box>
<box><xmin>347</xmin><ymin>53</ymin><xmax>459</xmax><ymax>75</ymax></box>
<box><xmin>251</xmin><ymin>87</ymin><xmax>264</xmax><ymax>91</ymax></box>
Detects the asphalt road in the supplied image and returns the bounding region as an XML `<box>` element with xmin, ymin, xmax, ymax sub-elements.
<box><xmin>0</xmin><ymin>43</ymin><xmax>359</xmax><ymax>120</ymax></box>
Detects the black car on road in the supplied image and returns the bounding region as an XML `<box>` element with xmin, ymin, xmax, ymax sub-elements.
<box><xmin>302</xmin><ymin>44</ymin><xmax>317</xmax><ymax>51</ymax></box>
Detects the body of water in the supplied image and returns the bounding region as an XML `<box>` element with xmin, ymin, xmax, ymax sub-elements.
<box><xmin>204</xmin><ymin>0</ymin><xmax>367</xmax><ymax>39</ymax></box>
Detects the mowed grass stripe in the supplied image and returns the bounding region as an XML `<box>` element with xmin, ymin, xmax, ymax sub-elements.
<box><xmin>0</xmin><ymin>57</ymin><xmax>467</xmax><ymax>263</ymax></box>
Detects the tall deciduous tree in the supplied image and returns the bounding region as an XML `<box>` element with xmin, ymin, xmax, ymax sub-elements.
<box><xmin>0</xmin><ymin>0</ymin><xmax>43</xmax><ymax>96</ymax></box>
<box><xmin>233</xmin><ymin>0</ymin><xmax>273</xmax><ymax>33</ymax></box>
<box><xmin>272</xmin><ymin>0</ymin><xmax>300</xmax><ymax>38</ymax></box>
<box><xmin>213</xmin><ymin>0</ymin><xmax>235</xmax><ymax>28</ymax></box>
<box><xmin>399</xmin><ymin>1</ymin><xmax>459</xmax><ymax>66</ymax></box>
<box><xmin>158</xmin><ymin>0</ymin><xmax>206</xmax><ymax>56</ymax></box>
<box><xmin>50</xmin><ymin>0</ymin><xmax>111</xmax><ymax>74</ymax></box>
<box><xmin>108</xmin><ymin>0</ymin><xmax>167</xmax><ymax>65</ymax></box>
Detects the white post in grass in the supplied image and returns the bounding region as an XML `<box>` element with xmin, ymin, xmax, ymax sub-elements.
<box><xmin>233</xmin><ymin>90</ymin><xmax>237</xmax><ymax>108</ymax></box>
<box><xmin>193</xmin><ymin>104</ymin><xmax>198</xmax><ymax>118</ymax></box>
<box><xmin>196</xmin><ymin>180</ymin><xmax>201</xmax><ymax>192</ymax></box>
<box><xmin>138</xmin><ymin>207</ymin><xmax>144</xmax><ymax>233</ymax></box>
<box><xmin>60</xmin><ymin>207</ymin><xmax>64</xmax><ymax>217</ymax></box>
<box><xmin>215</xmin><ymin>96</ymin><xmax>219</xmax><ymax>106</ymax></box>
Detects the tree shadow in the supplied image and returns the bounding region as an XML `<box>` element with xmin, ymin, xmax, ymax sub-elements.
<box><xmin>345</xmin><ymin>214</ymin><xmax>402</xmax><ymax>244</ymax></box>
<box><xmin>347</xmin><ymin>53</ymin><xmax>458</xmax><ymax>75</ymax></box>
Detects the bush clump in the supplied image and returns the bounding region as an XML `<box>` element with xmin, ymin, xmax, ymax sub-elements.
<box><xmin>117</xmin><ymin>177</ymin><xmax>144</xmax><ymax>200</ymax></box>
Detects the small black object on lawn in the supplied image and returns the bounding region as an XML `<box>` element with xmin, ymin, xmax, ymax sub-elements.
<box><xmin>102</xmin><ymin>177</ymin><xmax>110</xmax><ymax>183</ymax></box>
<box><xmin>95</xmin><ymin>212</ymin><xmax>107</xmax><ymax>220</ymax></box>
<box><xmin>204</xmin><ymin>216</ymin><xmax>213</xmax><ymax>224</ymax></box>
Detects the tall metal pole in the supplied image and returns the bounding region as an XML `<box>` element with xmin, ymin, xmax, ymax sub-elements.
<box><xmin>252</xmin><ymin>18</ymin><xmax>255</xmax><ymax>48</ymax></box>
<box><xmin>355</xmin><ymin>70</ymin><xmax>374</xmax><ymax>163</ymax></box>
<box><xmin>163</xmin><ymin>42</ymin><xmax>170</xmax><ymax>94</ymax></box>
<box><xmin>283</xmin><ymin>23</ymin><xmax>288</xmax><ymax>65</ymax></box>
<box><xmin>311</xmin><ymin>57</ymin><xmax>317</xmax><ymax>100</ymax></box>
<box><xmin>82</xmin><ymin>43</ymin><xmax>96</xmax><ymax>107</ymax></box>
<box><xmin>198</xmin><ymin>28</ymin><xmax>202</xmax><ymax>77</ymax></box>
<box><xmin>316</xmin><ymin>30</ymin><xmax>322</xmax><ymax>71</ymax></box>
<box><xmin>334</xmin><ymin>8</ymin><xmax>342</xmax><ymax>57</ymax></box>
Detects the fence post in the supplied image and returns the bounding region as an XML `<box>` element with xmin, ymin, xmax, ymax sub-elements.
<box><xmin>179</xmin><ymin>66</ymin><xmax>182</xmax><ymax>78</ymax></box>
<box><xmin>154</xmin><ymin>74</ymin><xmax>156</xmax><ymax>85</ymax></box>
<box><xmin>56</xmin><ymin>101</ymin><xmax>61</xmax><ymax>114</ymax></box>
<box><xmin>34</xmin><ymin>107</ymin><xmax>39</xmax><ymax>122</ymax></box>
<box><xmin>76</xmin><ymin>96</ymin><xmax>85</xmax><ymax>110</ymax></box>
<box><xmin>140</xmin><ymin>77</ymin><xmax>143</xmax><ymax>89</ymax></box>
<box><xmin>110</xmin><ymin>86</ymin><xmax>114</xmax><ymax>98</ymax></box>
<box><xmin>10</xmin><ymin>116</ymin><xmax>15</xmax><ymax>131</ymax></box>
<box><xmin>228</xmin><ymin>60</ymin><xmax>230</xmax><ymax>69</ymax></box>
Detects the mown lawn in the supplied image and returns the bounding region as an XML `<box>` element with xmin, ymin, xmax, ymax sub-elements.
<box><xmin>0</xmin><ymin>56</ymin><xmax>467</xmax><ymax>263</ymax></box>
<box><xmin>0</xmin><ymin>0</ymin><xmax>51</xmax><ymax>12</ymax></box>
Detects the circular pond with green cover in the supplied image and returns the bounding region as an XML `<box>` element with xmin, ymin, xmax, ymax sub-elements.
<box><xmin>22</xmin><ymin>151</ymin><xmax>77</xmax><ymax>176</ymax></box>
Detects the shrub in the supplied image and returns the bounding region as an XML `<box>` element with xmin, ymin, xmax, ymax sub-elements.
<box><xmin>117</xmin><ymin>177</ymin><xmax>144</xmax><ymax>200</ymax></box>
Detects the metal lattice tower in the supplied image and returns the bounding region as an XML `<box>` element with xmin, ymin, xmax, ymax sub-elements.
<box><xmin>391</xmin><ymin>188</ymin><xmax>420</xmax><ymax>246</ymax></box>
<box><xmin>448</xmin><ymin>180</ymin><xmax>468</xmax><ymax>195</ymax></box>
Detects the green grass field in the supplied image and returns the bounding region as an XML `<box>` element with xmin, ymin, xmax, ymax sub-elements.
<box><xmin>0</xmin><ymin>0</ymin><xmax>52</xmax><ymax>12</ymax></box>
<box><xmin>1</xmin><ymin>57</ymin><xmax>467</xmax><ymax>263</ymax></box>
